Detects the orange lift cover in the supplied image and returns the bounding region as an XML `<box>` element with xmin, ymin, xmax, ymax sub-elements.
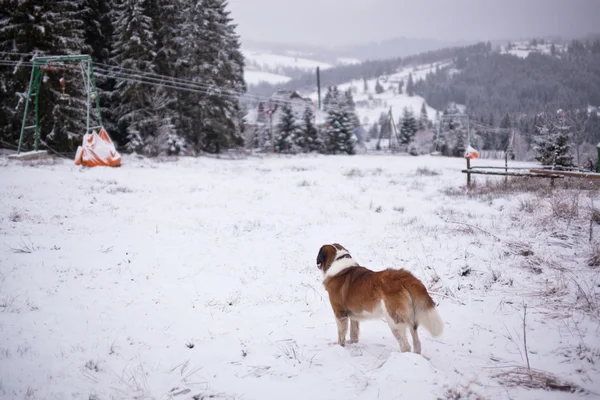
<box><xmin>74</xmin><ymin>127</ymin><xmax>121</xmax><ymax>167</ymax></box>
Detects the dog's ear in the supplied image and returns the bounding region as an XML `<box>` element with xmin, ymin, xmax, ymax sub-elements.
<box><xmin>316</xmin><ymin>244</ymin><xmax>335</xmax><ymax>272</ymax></box>
<box><xmin>333</xmin><ymin>243</ymin><xmax>347</xmax><ymax>252</ymax></box>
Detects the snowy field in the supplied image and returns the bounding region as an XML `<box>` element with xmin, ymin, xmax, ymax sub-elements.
<box><xmin>1</xmin><ymin>154</ymin><xmax>599</xmax><ymax>400</ymax></box>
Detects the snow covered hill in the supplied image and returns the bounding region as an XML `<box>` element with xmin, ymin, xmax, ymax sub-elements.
<box><xmin>243</xmin><ymin>49</ymin><xmax>360</xmax><ymax>86</ymax></box>
<box><xmin>303</xmin><ymin>62</ymin><xmax>449</xmax><ymax>127</ymax></box>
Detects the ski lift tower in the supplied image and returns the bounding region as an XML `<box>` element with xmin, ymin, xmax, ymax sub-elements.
<box><xmin>17</xmin><ymin>55</ymin><xmax>102</xmax><ymax>154</ymax></box>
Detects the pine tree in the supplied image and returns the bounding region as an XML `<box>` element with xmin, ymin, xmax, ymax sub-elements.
<box><xmin>0</xmin><ymin>1</ymin><xmax>90</xmax><ymax>151</ymax></box>
<box><xmin>419</xmin><ymin>102</ymin><xmax>428</xmax><ymax>131</ymax></box>
<box><xmin>533</xmin><ymin>112</ymin><xmax>574</xmax><ymax>167</ymax></box>
<box><xmin>398</xmin><ymin>79</ymin><xmax>404</xmax><ymax>94</ymax></box>
<box><xmin>406</xmin><ymin>73</ymin><xmax>414</xmax><ymax>96</ymax></box>
<box><xmin>299</xmin><ymin>106</ymin><xmax>321</xmax><ymax>152</ymax></box>
<box><xmin>324</xmin><ymin>87</ymin><xmax>355</xmax><ymax>155</ymax></box>
<box><xmin>196</xmin><ymin>0</ymin><xmax>246</xmax><ymax>153</ymax></box>
<box><xmin>111</xmin><ymin>0</ymin><xmax>159</xmax><ymax>154</ymax></box>
<box><xmin>375</xmin><ymin>79</ymin><xmax>384</xmax><ymax>94</ymax></box>
<box><xmin>400</xmin><ymin>107</ymin><xmax>418</xmax><ymax>147</ymax></box>
<box><xmin>363</xmin><ymin>77</ymin><xmax>368</xmax><ymax>93</ymax></box>
<box><xmin>323</xmin><ymin>86</ymin><xmax>338</xmax><ymax>112</ymax></box>
<box><xmin>344</xmin><ymin>88</ymin><xmax>360</xmax><ymax>130</ymax></box>
<box><xmin>367</xmin><ymin>124</ymin><xmax>379</xmax><ymax>141</ymax></box>
<box><xmin>275</xmin><ymin>103</ymin><xmax>297</xmax><ymax>153</ymax></box>
<box><xmin>174</xmin><ymin>0</ymin><xmax>246</xmax><ymax>153</ymax></box>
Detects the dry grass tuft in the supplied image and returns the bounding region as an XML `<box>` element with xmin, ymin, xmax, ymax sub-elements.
<box><xmin>493</xmin><ymin>367</ymin><xmax>587</xmax><ymax>394</ymax></box>
<box><xmin>549</xmin><ymin>193</ymin><xmax>580</xmax><ymax>219</ymax></box>
<box><xmin>107</xmin><ymin>185</ymin><xmax>135</xmax><ymax>194</ymax></box>
<box><xmin>439</xmin><ymin>385</ymin><xmax>487</xmax><ymax>400</ymax></box>
<box><xmin>416</xmin><ymin>167</ymin><xmax>440</xmax><ymax>177</ymax></box>
<box><xmin>506</xmin><ymin>240</ymin><xmax>534</xmax><ymax>257</ymax></box>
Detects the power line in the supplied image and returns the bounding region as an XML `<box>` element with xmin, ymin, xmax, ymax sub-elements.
<box><xmin>0</xmin><ymin>56</ymin><xmax>371</xmax><ymax>119</ymax></box>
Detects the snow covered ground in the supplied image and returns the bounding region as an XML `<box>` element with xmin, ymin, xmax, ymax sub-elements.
<box><xmin>1</xmin><ymin>154</ymin><xmax>599</xmax><ymax>400</ymax></box>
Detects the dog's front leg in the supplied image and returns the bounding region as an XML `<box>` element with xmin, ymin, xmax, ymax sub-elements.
<box><xmin>349</xmin><ymin>320</ymin><xmax>360</xmax><ymax>344</ymax></box>
<box><xmin>336</xmin><ymin>317</ymin><xmax>349</xmax><ymax>346</ymax></box>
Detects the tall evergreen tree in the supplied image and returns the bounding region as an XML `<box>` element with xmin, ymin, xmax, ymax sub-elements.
<box><xmin>275</xmin><ymin>103</ymin><xmax>297</xmax><ymax>153</ymax></box>
<box><xmin>196</xmin><ymin>0</ymin><xmax>246</xmax><ymax>153</ymax></box>
<box><xmin>533</xmin><ymin>111</ymin><xmax>574</xmax><ymax>167</ymax></box>
<box><xmin>299</xmin><ymin>106</ymin><xmax>321</xmax><ymax>152</ymax></box>
<box><xmin>174</xmin><ymin>0</ymin><xmax>245</xmax><ymax>154</ymax></box>
<box><xmin>400</xmin><ymin>107</ymin><xmax>418</xmax><ymax>147</ymax></box>
<box><xmin>406</xmin><ymin>73</ymin><xmax>414</xmax><ymax>96</ymax></box>
<box><xmin>0</xmin><ymin>1</ymin><xmax>90</xmax><ymax>151</ymax></box>
<box><xmin>375</xmin><ymin>78</ymin><xmax>384</xmax><ymax>94</ymax></box>
<box><xmin>419</xmin><ymin>102</ymin><xmax>428</xmax><ymax>130</ymax></box>
<box><xmin>111</xmin><ymin>0</ymin><xmax>161</xmax><ymax>154</ymax></box>
<box><xmin>344</xmin><ymin>88</ymin><xmax>360</xmax><ymax>130</ymax></box>
<box><xmin>324</xmin><ymin>87</ymin><xmax>355</xmax><ymax>155</ymax></box>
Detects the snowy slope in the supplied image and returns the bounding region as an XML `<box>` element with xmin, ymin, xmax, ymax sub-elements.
<box><xmin>243</xmin><ymin>50</ymin><xmax>360</xmax><ymax>87</ymax></box>
<box><xmin>243</xmin><ymin>50</ymin><xmax>333</xmax><ymax>72</ymax></box>
<box><xmin>1</xmin><ymin>154</ymin><xmax>599</xmax><ymax>400</ymax></box>
<box><xmin>305</xmin><ymin>62</ymin><xmax>449</xmax><ymax>126</ymax></box>
<box><xmin>245</xmin><ymin>70</ymin><xmax>292</xmax><ymax>85</ymax></box>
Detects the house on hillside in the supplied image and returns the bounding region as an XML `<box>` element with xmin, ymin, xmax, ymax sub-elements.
<box><xmin>244</xmin><ymin>90</ymin><xmax>328</xmax><ymax>149</ymax></box>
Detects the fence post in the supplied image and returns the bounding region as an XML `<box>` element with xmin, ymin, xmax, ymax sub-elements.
<box><xmin>466</xmin><ymin>157</ymin><xmax>471</xmax><ymax>187</ymax></box>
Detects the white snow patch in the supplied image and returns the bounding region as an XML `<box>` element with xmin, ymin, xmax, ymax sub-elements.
<box><xmin>245</xmin><ymin>70</ymin><xmax>292</xmax><ymax>85</ymax></box>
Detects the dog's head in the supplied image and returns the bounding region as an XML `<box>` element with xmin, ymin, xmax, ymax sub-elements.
<box><xmin>316</xmin><ymin>243</ymin><xmax>350</xmax><ymax>274</ymax></box>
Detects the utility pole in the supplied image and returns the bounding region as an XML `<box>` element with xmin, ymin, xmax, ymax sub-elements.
<box><xmin>316</xmin><ymin>67</ymin><xmax>321</xmax><ymax>110</ymax></box>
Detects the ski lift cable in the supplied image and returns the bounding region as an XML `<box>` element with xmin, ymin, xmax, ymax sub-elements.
<box><xmin>0</xmin><ymin>58</ymin><xmax>364</xmax><ymax>117</ymax></box>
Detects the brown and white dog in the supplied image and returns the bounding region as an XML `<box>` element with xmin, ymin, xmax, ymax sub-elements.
<box><xmin>316</xmin><ymin>243</ymin><xmax>443</xmax><ymax>354</ymax></box>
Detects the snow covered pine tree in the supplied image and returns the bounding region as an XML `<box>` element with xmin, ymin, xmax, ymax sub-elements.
<box><xmin>324</xmin><ymin>87</ymin><xmax>356</xmax><ymax>155</ymax></box>
<box><xmin>275</xmin><ymin>103</ymin><xmax>298</xmax><ymax>153</ymax></box>
<box><xmin>0</xmin><ymin>0</ymin><xmax>89</xmax><ymax>151</ymax></box>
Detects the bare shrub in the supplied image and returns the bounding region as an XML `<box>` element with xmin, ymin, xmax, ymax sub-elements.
<box><xmin>518</xmin><ymin>198</ymin><xmax>535</xmax><ymax>214</ymax></box>
<box><xmin>9</xmin><ymin>210</ymin><xmax>22</xmax><ymax>222</ymax></box>
<box><xmin>439</xmin><ymin>385</ymin><xmax>487</xmax><ymax>400</ymax></box>
<box><xmin>297</xmin><ymin>180</ymin><xmax>313</xmax><ymax>187</ymax></box>
<box><xmin>9</xmin><ymin>237</ymin><xmax>38</xmax><ymax>254</ymax></box>
<box><xmin>393</xmin><ymin>206</ymin><xmax>405</xmax><ymax>213</ymax></box>
<box><xmin>416</xmin><ymin>167</ymin><xmax>440</xmax><ymax>176</ymax></box>
<box><xmin>107</xmin><ymin>186</ymin><xmax>134</xmax><ymax>194</ymax></box>
<box><xmin>493</xmin><ymin>367</ymin><xmax>587</xmax><ymax>394</ymax></box>
<box><xmin>85</xmin><ymin>360</ymin><xmax>101</xmax><ymax>372</ymax></box>
<box><xmin>506</xmin><ymin>240</ymin><xmax>534</xmax><ymax>257</ymax></box>
<box><xmin>344</xmin><ymin>168</ymin><xmax>364</xmax><ymax>178</ymax></box>
<box><xmin>549</xmin><ymin>192</ymin><xmax>580</xmax><ymax>219</ymax></box>
<box><xmin>0</xmin><ymin>295</ymin><xmax>20</xmax><ymax>313</ymax></box>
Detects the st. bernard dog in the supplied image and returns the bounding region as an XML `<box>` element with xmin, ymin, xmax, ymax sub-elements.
<box><xmin>316</xmin><ymin>243</ymin><xmax>443</xmax><ymax>354</ymax></box>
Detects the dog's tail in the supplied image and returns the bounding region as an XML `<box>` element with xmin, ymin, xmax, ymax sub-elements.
<box><xmin>411</xmin><ymin>284</ymin><xmax>443</xmax><ymax>337</ymax></box>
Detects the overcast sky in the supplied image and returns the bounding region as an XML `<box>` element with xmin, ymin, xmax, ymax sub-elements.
<box><xmin>228</xmin><ymin>0</ymin><xmax>600</xmax><ymax>47</ymax></box>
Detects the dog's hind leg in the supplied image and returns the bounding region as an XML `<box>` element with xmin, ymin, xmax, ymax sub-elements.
<box><xmin>336</xmin><ymin>317</ymin><xmax>349</xmax><ymax>346</ymax></box>
<box><xmin>349</xmin><ymin>320</ymin><xmax>360</xmax><ymax>344</ymax></box>
<box><xmin>383</xmin><ymin>297</ymin><xmax>412</xmax><ymax>352</ymax></box>
<box><xmin>408</xmin><ymin>324</ymin><xmax>422</xmax><ymax>354</ymax></box>
<box><xmin>388</xmin><ymin>322</ymin><xmax>411</xmax><ymax>352</ymax></box>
